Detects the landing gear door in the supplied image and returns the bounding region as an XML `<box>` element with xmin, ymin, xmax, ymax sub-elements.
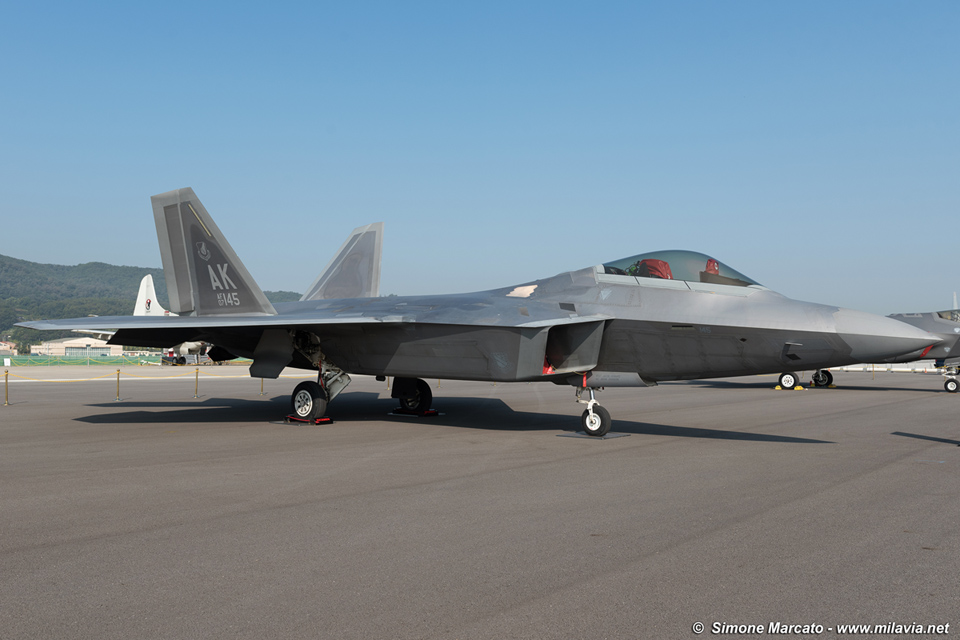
<box><xmin>545</xmin><ymin>320</ymin><xmax>605</xmax><ymax>374</ymax></box>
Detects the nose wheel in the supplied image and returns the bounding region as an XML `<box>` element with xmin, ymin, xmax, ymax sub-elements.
<box><xmin>945</xmin><ymin>378</ymin><xmax>959</xmax><ymax>393</ymax></box>
<box><xmin>581</xmin><ymin>404</ymin><xmax>612</xmax><ymax>436</ymax></box>
<box><xmin>576</xmin><ymin>387</ymin><xmax>612</xmax><ymax>437</ymax></box>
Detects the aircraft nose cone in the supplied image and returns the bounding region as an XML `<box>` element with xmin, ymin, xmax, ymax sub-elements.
<box><xmin>834</xmin><ymin>308</ymin><xmax>941</xmax><ymax>363</ymax></box>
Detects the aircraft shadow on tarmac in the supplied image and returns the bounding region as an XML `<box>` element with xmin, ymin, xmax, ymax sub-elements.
<box><xmin>829</xmin><ymin>384</ymin><xmax>946</xmax><ymax>393</ymax></box>
<box><xmin>79</xmin><ymin>396</ymin><xmax>293</xmax><ymax>424</ymax></box>
<box><xmin>678</xmin><ymin>379</ymin><xmax>780</xmax><ymax>390</ymax></box>
<box><xmin>891</xmin><ymin>431</ymin><xmax>960</xmax><ymax>447</ymax></box>
<box><xmin>78</xmin><ymin>391</ymin><xmax>831</xmax><ymax>443</ymax></box>
<box><xmin>684</xmin><ymin>379</ymin><xmax>944</xmax><ymax>394</ymax></box>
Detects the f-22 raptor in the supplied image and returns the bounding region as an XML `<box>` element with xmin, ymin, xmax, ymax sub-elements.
<box><xmin>19</xmin><ymin>188</ymin><xmax>940</xmax><ymax>436</ymax></box>
<box><xmin>884</xmin><ymin>309</ymin><xmax>960</xmax><ymax>392</ymax></box>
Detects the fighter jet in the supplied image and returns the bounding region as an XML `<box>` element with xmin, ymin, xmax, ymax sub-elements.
<box><xmin>882</xmin><ymin>309</ymin><xmax>960</xmax><ymax>392</ymax></box>
<box><xmin>805</xmin><ymin>307</ymin><xmax>960</xmax><ymax>393</ymax></box>
<box><xmin>19</xmin><ymin>188</ymin><xmax>941</xmax><ymax>436</ymax></box>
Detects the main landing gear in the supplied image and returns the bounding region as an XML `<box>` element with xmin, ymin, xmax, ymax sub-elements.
<box><xmin>576</xmin><ymin>386</ymin><xmax>612</xmax><ymax>437</ymax></box>
<box><xmin>778</xmin><ymin>372</ymin><xmax>800</xmax><ymax>389</ymax></box>
<box><xmin>289</xmin><ymin>364</ymin><xmax>353</xmax><ymax>421</ymax></box>
<box><xmin>284</xmin><ymin>327</ymin><xmax>434</xmax><ymax>422</ymax></box>
<box><xmin>291</xmin><ymin>380</ymin><xmax>328</xmax><ymax>420</ymax></box>
<box><xmin>390</xmin><ymin>377</ymin><xmax>434</xmax><ymax>413</ymax></box>
<box><xmin>288</xmin><ymin>375</ymin><xmax>435</xmax><ymax>421</ymax></box>
<box><xmin>945</xmin><ymin>378</ymin><xmax>959</xmax><ymax>393</ymax></box>
<box><xmin>779</xmin><ymin>370</ymin><xmax>833</xmax><ymax>389</ymax></box>
<box><xmin>285</xmin><ymin>333</ymin><xmax>356</xmax><ymax>421</ymax></box>
<box><xmin>811</xmin><ymin>369</ymin><xmax>834</xmax><ymax>388</ymax></box>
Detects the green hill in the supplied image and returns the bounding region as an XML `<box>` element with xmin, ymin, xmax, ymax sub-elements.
<box><xmin>0</xmin><ymin>254</ymin><xmax>168</xmax><ymax>303</ymax></box>
<box><xmin>0</xmin><ymin>254</ymin><xmax>300</xmax><ymax>352</ymax></box>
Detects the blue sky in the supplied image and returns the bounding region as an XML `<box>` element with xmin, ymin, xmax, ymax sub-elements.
<box><xmin>1</xmin><ymin>1</ymin><xmax>957</xmax><ymax>313</ymax></box>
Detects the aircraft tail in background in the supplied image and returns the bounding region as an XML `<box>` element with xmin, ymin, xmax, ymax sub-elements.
<box><xmin>151</xmin><ymin>188</ymin><xmax>277</xmax><ymax>317</ymax></box>
<box><xmin>133</xmin><ymin>275</ymin><xmax>176</xmax><ymax>317</ymax></box>
<box><xmin>301</xmin><ymin>222</ymin><xmax>383</xmax><ymax>301</ymax></box>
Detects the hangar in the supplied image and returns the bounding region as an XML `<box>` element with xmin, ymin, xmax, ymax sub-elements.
<box><xmin>29</xmin><ymin>336</ymin><xmax>123</xmax><ymax>357</ymax></box>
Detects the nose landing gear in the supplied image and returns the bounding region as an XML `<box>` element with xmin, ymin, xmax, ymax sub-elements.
<box><xmin>576</xmin><ymin>386</ymin><xmax>612</xmax><ymax>437</ymax></box>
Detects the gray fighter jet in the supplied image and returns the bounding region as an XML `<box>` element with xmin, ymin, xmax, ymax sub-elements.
<box><xmin>883</xmin><ymin>310</ymin><xmax>960</xmax><ymax>392</ymax></box>
<box><xmin>807</xmin><ymin>308</ymin><xmax>960</xmax><ymax>393</ymax></box>
<box><xmin>19</xmin><ymin>188</ymin><xmax>941</xmax><ymax>436</ymax></box>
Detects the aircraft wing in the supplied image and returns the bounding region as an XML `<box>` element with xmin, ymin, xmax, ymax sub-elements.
<box><xmin>22</xmin><ymin>309</ymin><xmax>609</xmax><ymax>332</ymax></box>
<box><xmin>21</xmin><ymin>314</ymin><xmax>384</xmax><ymax>332</ymax></box>
<box><xmin>19</xmin><ymin>298</ymin><xmax>613</xmax><ymax>382</ymax></box>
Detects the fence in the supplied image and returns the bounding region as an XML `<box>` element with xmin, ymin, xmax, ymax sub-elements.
<box><xmin>2</xmin><ymin>366</ymin><xmax>313</xmax><ymax>406</ymax></box>
<box><xmin>3</xmin><ymin>355</ymin><xmax>157</xmax><ymax>367</ymax></box>
<box><xmin>0</xmin><ymin>355</ymin><xmax>253</xmax><ymax>367</ymax></box>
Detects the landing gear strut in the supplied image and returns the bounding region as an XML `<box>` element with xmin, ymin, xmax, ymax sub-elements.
<box><xmin>286</xmin><ymin>332</ymin><xmax>353</xmax><ymax>422</ymax></box>
<box><xmin>576</xmin><ymin>387</ymin><xmax>611</xmax><ymax>437</ymax></box>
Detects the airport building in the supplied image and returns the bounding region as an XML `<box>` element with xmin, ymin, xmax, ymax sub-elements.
<box><xmin>30</xmin><ymin>336</ymin><xmax>123</xmax><ymax>357</ymax></box>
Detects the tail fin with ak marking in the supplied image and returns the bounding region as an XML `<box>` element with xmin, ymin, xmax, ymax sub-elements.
<box><xmin>151</xmin><ymin>188</ymin><xmax>277</xmax><ymax>317</ymax></box>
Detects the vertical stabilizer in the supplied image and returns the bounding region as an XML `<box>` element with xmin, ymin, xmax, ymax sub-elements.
<box><xmin>133</xmin><ymin>275</ymin><xmax>176</xmax><ymax>316</ymax></box>
<box><xmin>301</xmin><ymin>222</ymin><xmax>383</xmax><ymax>301</ymax></box>
<box><xmin>151</xmin><ymin>188</ymin><xmax>277</xmax><ymax>316</ymax></box>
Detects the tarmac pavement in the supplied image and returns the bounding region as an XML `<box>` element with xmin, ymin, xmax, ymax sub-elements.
<box><xmin>1</xmin><ymin>367</ymin><xmax>957</xmax><ymax>639</ymax></box>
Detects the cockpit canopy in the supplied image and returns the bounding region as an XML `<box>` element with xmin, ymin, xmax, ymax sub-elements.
<box><xmin>603</xmin><ymin>250</ymin><xmax>761</xmax><ymax>288</ymax></box>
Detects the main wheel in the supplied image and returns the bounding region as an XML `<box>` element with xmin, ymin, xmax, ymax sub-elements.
<box><xmin>945</xmin><ymin>378</ymin><xmax>959</xmax><ymax>393</ymax></box>
<box><xmin>811</xmin><ymin>370</ymin><xmax>833</xmax><ymax>387</ymax></box>
<box><xmin>291</xmin><ymin>381</ymin><xmax>328</xmax><ymax>420</ymax></box>
<box><xmin>399</xmin><ymin>378</ymin><xmax>433</xmax><ymax>412</ymax></box>
<box><xmin>779</xmin><ymin>372</ymin><xmax>798</xmax><ymax>389</ymax></box>
<box><xmin>581</xmin><ymin>405</ymin><xmax>612</xmax><ymax>437</ymax></box>
<box><xmin>177</xmin><ymin>356</ymin><xmax>186</xmax><ymax>366</ymax></box>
